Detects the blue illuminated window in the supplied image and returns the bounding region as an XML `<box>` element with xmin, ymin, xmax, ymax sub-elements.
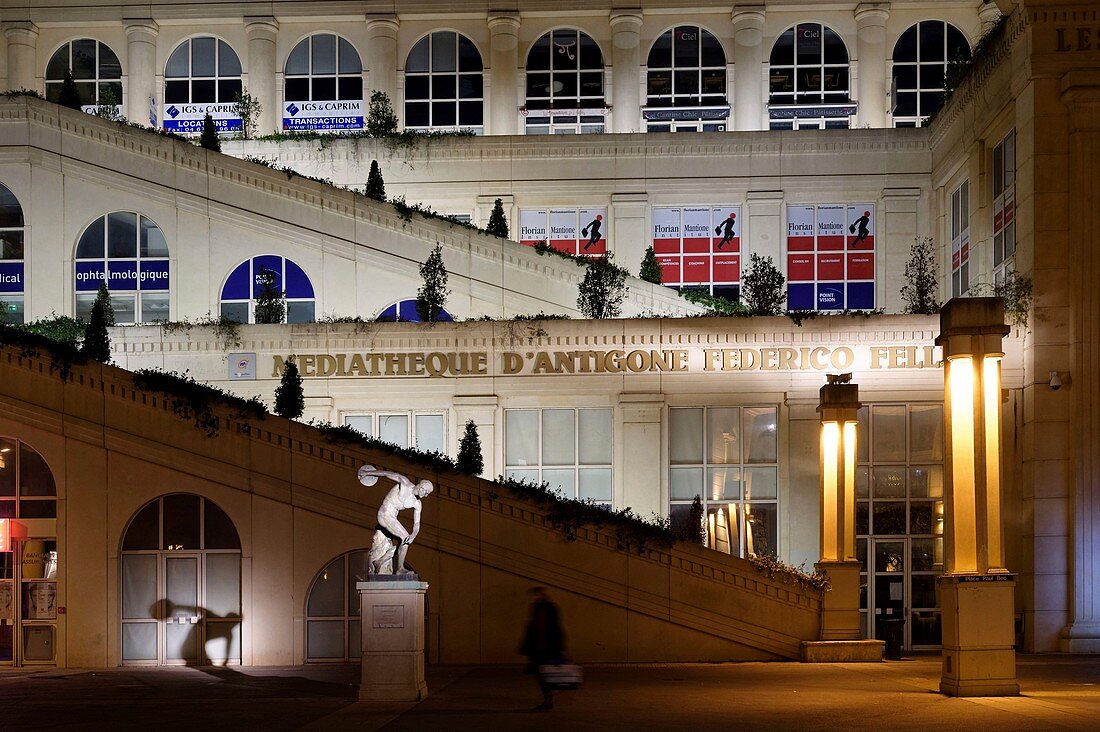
<box><xmin>220</xmin><ymin>255</ymin><xmax>315</xmax><ymax>324</ymax></box>
<box><xmin>376</xmin><ymin>299</ymin><xmax>452</xmax><ymax>323</ymax></box>
<box><xmin>0</xmin><ymin>182</ymin><xmax>25</xmax><ymax>324</ymax></box>
<box><xmin>74</xmin><ymin>212</ymin><xmax>170</xmax><ymax>324</ymax></box>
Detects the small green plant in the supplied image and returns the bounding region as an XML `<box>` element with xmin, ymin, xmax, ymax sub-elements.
<box><xmin>311</xmin><ymin>420</ymin><xmax>459</xmax><ymax>474</ymax></box>
<box><xmin>366</xmin><ymin>159</ymin><xmax>386</xmax><ymax>202</ymax></box>
<box><xmin>199</xmin><ymin>113</ymin><xmax>221</xmax><ymax>152</ymax></box>
<box><xmin>57</xmin><ymin>69</ymin><xmax>82</xmax><ymax>110</ymax></box>
<box><xmin>456</xmin><ymin>419</ymin><xmax>484</xmax><ymax>476</ymax></box>
<box><xmin>161</xmin><ymin>315</ymin><xmax>242</xmax><ymax>350</ymax></box>
<box><xmin>747</xmin><ymin>554</ymin><xmax>831</xmax><ymax>592</ymax></box>
<box><xmin>93</xmin><ymin>85</ymin><xmax>123</xmax><ymax>121</ymax></box>
<box><xmin>253</xmin><ymin>267</ymin><xmax>286</xmax><ymax>324</ymax></box>
<box><xmin>274</xmin><ymin>357</ymin><xmax>305</xmax><ymax>419</ymax></box>
<box><xmin>132</xmin><ymin>369</ymin><xmax>267</xmax><ymax>437</ymax></box>
<box><xmin>639</xmin><ymin>245</ymin><xmax>662</xmax><ymax>285</ymax></box>
<box><xmin>972</xmin><ymin>271</ymin><xmax>1033</xmax><ymax>330</ymax></box>
<box><xmin>740</xmin><ymin>253</ymin><xmax>787</xmax><ymax>315</ymax></box>
<box><xmin>233</xmin><ymin>90</ymin><xmax>262</xmax><ymax>140</ymax></box>
<box><xmin>577</xmin><ymin>252</ymin><xmax>628</xmax><ymax>319</ymax></box>
<box><xmin>485</xmin><ymin>198</ymin><xmax>509</xmax><ymax>238</ymax></box>
<box><xmin>366</xmin><ymin>90</ymin><xmax>399</xmax><ymax>137</ymax></box>
<box><xmin>80</xmin><ymin>283</ymin><xmax>113</xmax><ymax>363</ymax></box>
<box><xmin>680</xmin><ymin>289</ymin><xmax>750</xmax><ymax>317</ymax></box>
<box><xmin>416</xmin><ymin>243</ymin><xmax>451</xmax><ymax>322</ymax></box>
<box><xmin>19</xmin><ymin>315</ymin><xmax>86</xmax><ymax>346</ymax></box>
<box><xmin>901</xmin><ymin>236</ymin><xmax>940</xmax><ymax>314</ymax></box>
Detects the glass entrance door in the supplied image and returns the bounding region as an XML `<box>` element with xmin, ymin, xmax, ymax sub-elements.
<box><xmin>163</xmin><ymin>554</ymin><xmax>201</xmax><ymax>664</ymax></box>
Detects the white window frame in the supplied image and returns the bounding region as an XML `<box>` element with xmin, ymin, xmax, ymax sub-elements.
<box><xmin>45</xmin><ymin>39</ymin><xmax>123</xmax><ymax>109</ymax></box>
<box><xmin>74</xmin><ymin>212</ymin><xmax>170</xmax><ymax>325</ymax></box>
<box><xmin>283</xmin><ymin>33</ymin><xmax>363</xmax><ymax>104</ymax></box>
<box><xmin>768</xmin><ymin>23</ymin><xmax>852</xmax><ymax>129</ymax></box>
<box><xmin>164</xmin><ymin>36</ymin><xmax>243</xmax><ymax>106</ymax></box>
<box><xmin>503</xmin><ymin>408</ymin><xmax>614</xmax><ymax>507</ymax></box>
<box><xmin>992</xmin><ymin>130</ymin><xmax>1016</xmax><ymax>284</ymax></box>
<box><xmin>0</xmin><ymin>183</ymin><xmax>25</xmax><ymax>325</ymax></box>
<box><xmin>403</xmin><ymin>31</ymin><xmax>484</xmax><ymax>133</ymax></box>
<box><xmin>643</xmin><ymin>26</ymin><xmax>728</xmax><ymax>132</ymax></box>
<box><xmin>342</xmin><ymin>411</ymin><xmax>447</xmax><ymax>455</ymax></box>
<box><xmin>523</xmin><ymin>29</ymin><xmax>607</xmax><ymax>134</ymax></box>
<box><xmin>950</xmin><ymin>180</ymin><xmax>970</xmax><ymax>298</ymax></box>
<box><xmin>891</xmin><ymin>21</ymin><xmax>972</xmax><ymax>128</ymax></box>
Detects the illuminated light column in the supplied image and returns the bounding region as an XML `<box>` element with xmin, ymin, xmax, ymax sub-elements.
<box><xmin>936</xmin><ymin>297</ymin><xmax>1018</xmax><ymax>696</ymax></box>
<box><xmin>488</xmin><ymin>13</ymin><xmax>521</xmax><ymax>135</ymax></box>
<box><xmin>854</xmin><ymin>3</ymin><xmax>889</xmax><ymax>128</ymax></box>
<box><xmin>245</xmin><ymin>17</ymin><xmax>280</xmax><ymax>136</ymax></box>
<box><xmin>609</xmin><ymin>11</ymin><xmax>643</xmax><ymax>133</ymax></box>
<box><xmin>124</xmin><ymin>20</ymin><xmax>159</xmax><ymax>126</ymax></box>
<box><xmin>731</xmin><ymin>6</ymin><xmax>766</xmax><ymax>131</ymax></box>
<box><xmin>366</xmin><ymin>15</ymin><xmax>400</xmax><ymax>111</ymax></box>
<box><xmin>3</xmin><ymin>22</ymin><xmax>39</xmax><ymax>93</ymax></box>
<box><xmin>815</xmin><ymin>374</ymin><xmax>862</xmax><ymax>640</ymax></box>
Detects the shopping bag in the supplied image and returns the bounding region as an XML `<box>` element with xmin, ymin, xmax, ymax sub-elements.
<box><xmin>539</xmin><ymin>662</ymin><xmax>584</xmax><ymax>690</ymax></box>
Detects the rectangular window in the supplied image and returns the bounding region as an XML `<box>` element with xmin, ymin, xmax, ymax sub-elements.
<box><xmin>504</xmin><ymin>408</ymin><xmax>613</xmax><ymax>507</ymax></box>
<box><xmin>786</xmin><ymin>204</ymin><xmax>876</xmax><ymax>310</ymax></box>
<box><xmin>652</xmin><ymin>206</ymin><xmax>741</xmax><ymax>299</ymax></box>
<box><xmin>950</xmin><ymin>180</ymin><xmax>970</xmax><ymax>298</ymax></box>
<box><xmin>342</xmin><ymin>412</ymin><xmax>446</xmax><ymax>454</ymax></box>
<box><xmin>668</xmin><ymin>406</ymin><xmax>779</xmax><ymax>558</ymax></box>
<box><xmin>992</xmin><ymin>130</ymin><xmax>1016</xmax><ymax>284</ymax></box>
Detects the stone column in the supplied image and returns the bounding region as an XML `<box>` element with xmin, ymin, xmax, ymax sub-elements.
<box><xmin>488</xmin><ymin>13</ymin><xmax>520</xmax><ymax>136</ymax></box>
<box><xmin>245</xmin><ymin>17</ymin><xmax>280</xmax><ymax>136</ymax></box>
<box><xmin>365</xmin><ymin>15</ymin><xmax>400</xmax><ymax>110</ymax></box>
<box><xmin>610</xmin><ymin>192</ymin><xmax>648</xmax><ymax>275</ymax></box>
<box><xmin>978</xmin><ymin>2</ymin><xmax>1003</xmax><ymax>35</ymax></box>
<box><xmin>609</xmin><ymin>11</ymin><xmax>642</xmax><ymax>134</ymax></box>
<box><xmin>3</xmin><ymin>22</ymin><xmax>38</xmax><ymax>93</ymax></box>
<box><xmin>124</xmin><ymin>20</ymin><xmax>159</xmax><ymax>126</ymax></box>
<box><xmin>854</xmin><ymin>3</ymin><xmax>889</xmax><ymax>129</ymax></box>
<box><xmin>1059</xmin><ymin>74</ymin><xmax>1100</xmax><ymax>653</ymax></box>
<box><xmin>453</xmin><ymin>395</ymin><xmax>498</xmax><ymax>478</ymax></box>
<box><xmin>731</xmin><ymin>6</ymin><xmax>766</xmax><ymax>131</ymax></box>
<box><xmin>746</xmin><ymin>190</ymin><xmax>783</xmax><ymax>262</ymax></box>
<box><xmin>618</xmin><ymin>394</ymin><xmax>663</xmax><ymax>518</ymax></box>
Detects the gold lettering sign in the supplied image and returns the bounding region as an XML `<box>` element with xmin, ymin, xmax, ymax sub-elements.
<box><xmin>1055</xmin><ymin>27</ymin><xmax>1100</xmax><ymax>52</ymax></box>
<box><xmin>272</xmin><ymin>345</ymin><xmax>940</xmax><ymax>378</ymax></box>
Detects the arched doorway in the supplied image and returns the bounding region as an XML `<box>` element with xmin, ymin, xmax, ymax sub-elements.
<box><xmin>120</xmin><ymin>494</ymin><xmax>241</xmax><ymax>665</ymax></box>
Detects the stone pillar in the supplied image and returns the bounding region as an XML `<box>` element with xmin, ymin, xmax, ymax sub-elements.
<box><xmin>731</xmin><ymin>6</ymin><xmax>766</xmax><ymax>131</ymax></box>
<box><xmin>609</xmin><ymin>11</ymin><xmax>643</xmax><ymax>133</ymax></box>
<box><xmin>854</xmin><ymin>3</ymin><xmax>889</xmax><ymax>129</ymax></box>
<box><xmin>3</xmin><ymin>22</ymin><xmax>38</xmax><ymax>93</ymax></box>
<box><xmin>1059</xmin><ymin>74</ymin><xmax>1100</xmax><ymax>653</ymax></box>
<box><xmin>618</xmin><ymin>394</ymin><xmax>663</xmax><ymax>518</ymax></box>
<box><xmin>936</xmin><ymin>297</ymin><xmax>1017</xmax><ymax>696</ymax></box>
<box><xmin>124</xmin><ymin>20</ymin><xmax>159</xmax><ymax>126</ymax></box>
<box><xmin>357</xmin><ymin>580</ymin><xmax>428</xmax><ymax>702</ymax></box>
<box><xmin>245</xmin><ymin>17</ymin><xmax>280</xmax><ymax>136</ymax></box>
<box><xmin>610</xmin><ymin>192</ymin><xmax>648</xmax><ymax>275</ymax></box>
<box><xmin>476</xmin><ymin>194</ymin><xmax>514</xmax><ymax>235</ymax></box>
<box><xmin>978</xmin><ymin>2</ymin><xmax>1003</xmax><ymax>35</ymax></box>
<box><xmin>746</xmin><ymin>190</ymin><xmax>783</xmax><ymax>262</ymax></box>
<box><xmin>365</xmin><ymin>15</ymin><xmax>400</xmax><ymax>109</ymax></box>
<box><xmin>488</xmin><ymin>13</ymin><xmax>520</xmax><ymax>136</ymax></box>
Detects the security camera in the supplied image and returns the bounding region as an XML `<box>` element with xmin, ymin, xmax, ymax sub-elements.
<box><xmin>1049</xmin><ymin>372</ymin><xmax>1062</xmax><ymax>391</ymax></box>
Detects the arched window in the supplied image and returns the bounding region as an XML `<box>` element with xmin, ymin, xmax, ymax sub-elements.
<box><xmin>283</xmin><ymin>33</ymin><xmax>364</xmax><ymax>132</ymax></box>
<box><xmin>768</xmin><ymin>24</ymin><xmax>853</xmax><ymax>129</ymax></box>
<box><xmin>220</xmin><ymin>255</ymin><xmax>315</xmax><ymax>324</ymax></box>
<box><xmin>305</xmin><ymin>549</ymin><xmax>373</xmax><ymax>662</ymax></box>
<box><xmin>405</xmin><ymin>31</ymin><xmax>484</xmax><ymax>133</ymax></box>
<box><xmin>0</xmin><ymin>183</ymin><xmax>26</xmax><ymax>325</ymax></box>
<box><xmin>524</xmin><ymin>29</ymin><xmax>606</xmax><ymax>134</ymax></box>
<box><xmin>644</xmin><ymin>26</ymin><xmax>728</xmax><ymax>132</ymax></box>
<box><xmin>0</xmin><ymin>437</ymin><xmax>57</xmax><ymax>519</ymax></box>
<box><xmin>376</xmin><ymin>299</ymin><xmax>453</xmax><ymax>323</ymax></box>
<box><xmin>120</xmin><ymin>494</ymin><xmax>242</xmax><ymax>665</ymax></box>
<box><xmin>891</xmin><ymin>21</ymin><xmax>971</xmax><ymax>127</ymax></box>
<box><xmin>75</xmin><ymin>212</ymin><xmax>170</xmax><ymax>325</ymax></box>
<box><xmin>163</xmin><ymin>37</ymin><xmax>243</xmax><ymax>133</ymax></box>
<box><xmin>45</xmin><ymin>39</ymin><xmax>122</xmax><ymax>109</ymax></box>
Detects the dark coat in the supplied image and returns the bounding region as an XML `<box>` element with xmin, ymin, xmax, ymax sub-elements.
<box><xmin>521</xmin><ymin>598</ymin><xmax>565</xmax><ymax>668</ymax></box>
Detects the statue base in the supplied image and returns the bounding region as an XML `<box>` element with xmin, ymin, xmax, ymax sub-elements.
<box><xmin>356</xmin><ymin>580</ymin><xmax>429</xmax><ymax>702</ymax></box>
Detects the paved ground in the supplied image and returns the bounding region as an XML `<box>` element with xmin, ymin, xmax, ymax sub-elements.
<box><xmin>1</xmin><ymin>656</ymin><xmax>1099</xmax><ymax>731</ymax></box>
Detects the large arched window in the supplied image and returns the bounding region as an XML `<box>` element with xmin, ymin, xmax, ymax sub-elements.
<box><xmin>644</xmin><ymin>26</ymin><xmax>728</xmax><ymax>132</ymax></box>
<box><xmin>0</xmin><ymin>437</ymin><xmax>57</xmax><ymax>519</ymax></box>
<box><xmin>305</xmin><ymin>549</ymin><xmax>373</xmax><ymax>662</ymax></box>
<box><xmin>220</xmin><ymin>255</ymin><xmax>315</xmax><ymax>324</ymax></box>
<box><xmin>45</xmin><ymin>39</ymin><xmax>122</xmax><ymax>109</ymax></box>
<box><xmin>768</xmin><ymin>24</ymin><xmax>853</xmax><ymax>129</ymax></box>
<box><xmin>405</xmin><ymin>31</ymin><xmax>484</xmax><ymax>133</ymax></box>
<box><xmin>376</xmin><ymin>299</ymin><xmax>453</xmax><ymax>323</ymax></box>
<box><xmin>120</xmin><ymin>495</ymin><xmax>242</xmax><ymax>665</ymax></box>
<box><xmin>0</xmin><ymin>183</ymin><xmax>25</xmax><ymax>325</ymax></box>
<box><xmin>524</xmin><ymin>29</ymin><xmax>606</xmax><ymax>134</ymax></box>
<box><xmin>163</xmin><ymin>37</ymin><xmax>243</xmax><ymax>133</ymax></box>
<box><xmin>891</xmin><ymin>21</ymin><xmax>971</xmax><ymax>127</ymax></box>
<box><xmin>282</xmin><ymin>33</ymin><xmax>364</xmax><ymax>132</ymax></box>
<box><xmin>75</xmin><ymin>212</ymin><xmax>170</xmax><ymax>324</ymax></box>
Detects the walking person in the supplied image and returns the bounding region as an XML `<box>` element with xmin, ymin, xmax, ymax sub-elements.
<box><xmin>520</xmin><ymin>586</ymin><xmax>565</xmax><ymax>710</ymax></box>
<box><xmin>849</xmin><ymin>210</ymin><xmax>871</xmax><ymax>246</ymax></box>
<box><xmin>581</xmin><ymin>215</ymin><xmax>603</xmax><ymax>251</ymax></box>
<box><xmin>715</xmin><ymin>212</ymin><xmax>737</xmax><ymax>249</ymax></box>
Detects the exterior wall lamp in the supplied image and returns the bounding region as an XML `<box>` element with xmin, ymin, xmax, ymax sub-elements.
<box><xmin>935</xmin><ymin>297</ymin><xmax>1018</xmax><ymax>696</ymax></box>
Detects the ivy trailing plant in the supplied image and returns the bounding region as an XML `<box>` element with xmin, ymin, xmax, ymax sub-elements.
<box><xmin>0</xmin><ymin>321</ymin><xmax>87</xmax><ymax>381</ymax></box>
<box><xmin>131</xmin><ymin>369</ymin><xmax>267</xmax><ymax>437</ymax></box>
<box><xmin>639</xmin><ymin>245</ymin><xmax>663</xmax><ymax>285</ymax></box>
<box><xmin>900</xmin><ymin>236</ymin><xmax>941</xmax><ymax>314</ymax></box>
<box><xmin>679</xmin><ymin>289</ymin><xmax>750</xmax><ymax>317</ymax></box>
<box><xmin>577</xmin><ymin>252</ymin><xmax>628</xmax><ymax>319</ymax></box>
<box><xmin>971</xmin><ymin>271</ymin><xmax>1033</xmax><ymax>330</ymax></box>
<box><xmin>16</xmin><ymin>315</ymin><xmax>86</xmax><ymax>347</ymax></box>
<box><xmin>161</xmin><ymin>315</ymin><xmax>243</xmax><ymax>350</ymax></box>
<box><xmin>2</xmin><ymin>89</ymin><xmax>44</xmax><ymax>99</ymax></box>
<box><xmin>310</xmin><ymin>420</ymin><xmax>459</xmax><ymax>474</ymax></box>
<box><xmin>388</xmin><ymin>196</ymin><xmax>480</xmax><ymax>232</ymax></box>
<box><xmin>747</xmin><ymin>553</ymin><xmax>831</xmax><ymax>592</ymax></box>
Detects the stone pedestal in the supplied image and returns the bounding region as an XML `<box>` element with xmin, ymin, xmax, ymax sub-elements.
<box><xmin>357</xmin><ymin>580</ymin><xmax>428</xmax><ymax>702</ymax></box>
<box><xmin>816</xmin><ymin>561</ymin><xmax>862</xmax><ymax>641</ymax></box>
<box><xmin>939</xmin><ymin>574</ymin><xmax>1019</xmax><ymax>697</ymax></box>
